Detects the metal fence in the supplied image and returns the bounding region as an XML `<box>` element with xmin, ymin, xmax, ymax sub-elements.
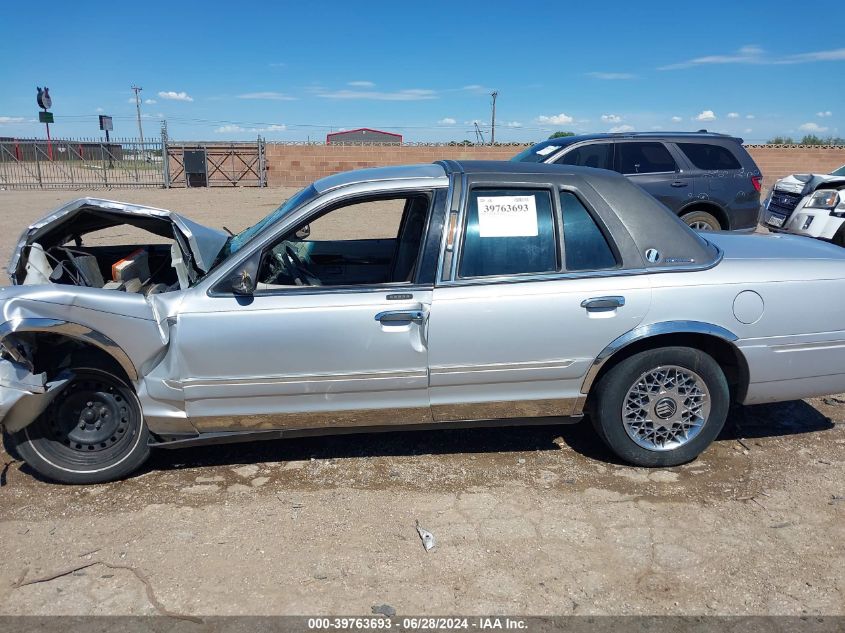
<box><xmin>165</xmin><ymin>140</ymin><xmax>266</xmax><ymax>187</ymax></box>
<box><xmin>0</xmin><ymin>137</ymin><xmax>166</xmax><ymax>189</ymax></box>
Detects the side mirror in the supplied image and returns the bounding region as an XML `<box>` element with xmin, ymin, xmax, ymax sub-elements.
<box><xmin>232</xmin><ymin>269</ymin><xmax>255</xmax><ymax>295</ymax></box>
<box><xmin>295</xmin><ymin>224</ymin><xmax>311</xmax><ymax>240</ymax></box>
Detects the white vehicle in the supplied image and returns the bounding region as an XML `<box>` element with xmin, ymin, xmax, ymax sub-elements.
<box><xmin>762</xmin><ymin>165</ymin><xmax>845</xmax><ymax>245</ymax></box>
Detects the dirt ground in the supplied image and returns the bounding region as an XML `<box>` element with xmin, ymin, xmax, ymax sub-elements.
<box><xmin>0</xmin><ymin>187</ymin><xmax>843</xmax><ymax>618</ymax></box>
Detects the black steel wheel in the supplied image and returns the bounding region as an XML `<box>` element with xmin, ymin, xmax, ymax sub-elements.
<box><xmin>10</xmin><ymin>368</ymin><xmax>150</xmax><ymax>484</ymax></box>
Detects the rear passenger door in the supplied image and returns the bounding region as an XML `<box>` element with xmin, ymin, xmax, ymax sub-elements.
<box><xmin>427</xmin><ymin>176</ymin><xmax>651</xmax><ymax>422</ymax></box>
<box><xmin>615</xmin><ymin>141</ymin><xmax>691</xmax><ymax>212</ymax></box>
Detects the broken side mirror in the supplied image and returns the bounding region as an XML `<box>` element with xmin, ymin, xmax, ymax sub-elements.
<box><xmin>295</xmin><ymin>224</ymin><xmax>311</xmax><ymax>240</ymax></box>
<box><xmin>232</xmin><ymin>269</ymin><xmax>255</xmax><ymax>295</ymax></box>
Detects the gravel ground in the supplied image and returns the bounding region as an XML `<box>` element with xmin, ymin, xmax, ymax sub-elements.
<box><xmin>0</xmin><ymin>188</ymin><xmax>843</xmax><ymax>617</ymax></box>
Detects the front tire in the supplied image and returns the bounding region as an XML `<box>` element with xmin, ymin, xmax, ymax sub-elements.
<box><xmin>591</xmin><ymin>347</ymin><xmax>729</xmax><ymax>467</ymax></box>
<box><xmin>9</xmin><ymin>368</ymin><xmax>150</xmax><ymax>484</ymax></box>
<box><xmin>681</xmin><ymin>210</ymin><xmax>721</xmax><ymax>231</ymax></box>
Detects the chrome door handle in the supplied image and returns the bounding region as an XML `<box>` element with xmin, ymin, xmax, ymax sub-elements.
<box><xmin>581</xmin><ymin>296</ymin><xmax>625</xmax><ymax>311</ymax></box>
<box><xmin>375</xmin><ymin>309</ymin><xmax>425</xmax><ymax>324</ymax></box>
<box><xmin>670</xmin><ymin>180</ymin><xmax>688</xmax><ymax>188</ymax></box>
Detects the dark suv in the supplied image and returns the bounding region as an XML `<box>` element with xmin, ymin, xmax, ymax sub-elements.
<box><xmin>512</xmin><ymin>132</ymin><xmax>762</xmax><ymax>231</ymax></box>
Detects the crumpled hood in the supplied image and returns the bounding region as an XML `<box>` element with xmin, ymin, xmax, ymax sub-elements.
<box><xmin>7</xmin><ymin>197</ymin><xmax>229</xmax><ymax>284</ymax></box>
<box><xmin>772</xmin><ymin>173</ymin><xmax>845</xmax><ymax>195</ymax></box>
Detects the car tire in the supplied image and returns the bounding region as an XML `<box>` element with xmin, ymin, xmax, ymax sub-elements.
<box><xmin>680</xmin><ymin>210</ymin><xmax>721</xmax><ymax>231</ymax></box>
<box><xmin>591</xmin><ymin>347</ymin><xmax>729</xmax><ymax>467</ymax></box>
<box><xmin>9</xmin><ymin>367</ymin><xmax>150</xmax><ymax>484</ymax></box>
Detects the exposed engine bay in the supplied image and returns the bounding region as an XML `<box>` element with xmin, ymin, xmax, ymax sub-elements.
<box><xmin>8</xmin><ymin>198</ymin><xmax>230</xmax><ymax>293</ymax></box>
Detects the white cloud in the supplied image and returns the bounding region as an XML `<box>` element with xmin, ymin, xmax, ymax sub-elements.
<box><xmin>799</xmin><ymin>122</ymin><xmax>829</xmax><ymax>133</ymax></box>
<box><xmin>586</xmin><ymin>72</ymin><xmax>636</xmax><ymax>80</ymax></box>
<box><xmin>727</xmin><ymin>112</ymin><xmax>740</xmax><ymax>118</ymax></box>
<box><xmin>695</xmin><ymin>110</ymin><xmax>717</xmax><ymax>121</ymax></box>
<box><xmin>504</xmin><ymin>121</ymin><xmax>523</xmax><ymax>128</ymax></box>
<box><xmin>609</xmin><ymin>124</ymin><xmax>635</xmax><ymax>133</ymax></box>
<box><xmin>744</xmin><ymin>128</ymin><xmax>753</xmax><ymax>133</ymax></box>
<box><xmin>215</xmin><ymin>123</ymin><xmax>287</xmax><ymax>134</ymax></box>
<box><xmin>237</xmin><ymin>91</ymin><xmax>297</xmax><ymax>101</ymax></box>
<box><xmin>127</xmin><ymin>97</ymin><xmax>136</xmax><ymax>104</ymax></box>
<box><xmin>316</xmin><ymin>88</ymin><xmax>436</xmax><ymax>101</ymax></box>
<box><xmin>661</xmin><ymin>45</ymin><xmax>845</xmax><ymax>70</ymax></box>
<box><xmin>671</xmin><ymin>116</ymin><xmax>683</xmax><ymax>122</ymax></box>
<box><xmin>347</xmin><ymin>81</ymin><xmax>375</xmax><ymax>87</ymax></box>
<box><xmin>438</xmin><ymin>117</ymin><xmax>457</xmax><ymax>125</ymax></box>
<box><xmin>817</xmin><ymin>110</ymin><xmax>833</xmax><ymax>117</ymax></box>
<box><xmin>461</xmin><ymin>84</ymin><xmax>491</xmax><ymax>94</ymax></box>
<box><xmin>95</xmin><ymin>107</ymin><xmax>104</xmax><ymax>112</ymax></box>
<box><xmin>601</xmin><ymin>114</ymin><xmax>622</xmax><ymax>123</ymax></box>
<box><xmin>268</xmin><ymin>62</ymin><xmax>286</xmax><ymax>68</ymax></box>
<box><xmin>144</xmin><ymin>98</ymin><xmax>157</xmax><ymax>105</ymax></box>
<box><xmin>746</xmin><ymin>114</ymin><xmax>755</xmax><ymax>119</ymax></box>
<box><xmin>536</xmin><ymin>113</ymin><xmax>574</xmax><ymax>125</ymax></box>
<box><xmin>0</xmin><ymin>116</ymin><xmax>27</xmax><ymax>124</ymax></box>
<box><xmin>157</xmin><ymin>91</ymin><xmax>194</xmax><ymax>102</ymax></box>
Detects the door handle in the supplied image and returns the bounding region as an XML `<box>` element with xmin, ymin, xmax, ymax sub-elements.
<box><xmin>670</xmin><ymin>180</ymin><xmax>688</xmax><ymax>188</ymax></box>
<box><xmin>375</xmin><ymin>309</ymin><xmax>425</xmax><ymax>324</ymax></box>
<box><xmin>580</xmin><ymin>296</ymin><xmax>625</xmax><ymax>311</ymax></box>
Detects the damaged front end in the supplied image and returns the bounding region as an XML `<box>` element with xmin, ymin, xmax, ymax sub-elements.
<box><xmin>0</xmin><ymin>357</ymin><xmax>70</xmax><ymax>434</ymax></box>
<box><xmin>8</xmin><ymin>198</ymin><xmax>228</xmax><ymax>294</ymax></box>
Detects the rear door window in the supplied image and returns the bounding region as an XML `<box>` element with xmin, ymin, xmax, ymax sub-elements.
<box><xmin>459</xmin><ymin>188</ymin><xmax>557</xmax><ymax>278</ymax></box>
<box><xmin>555</xmin><ymin>143</ymin><xmax>613</xmax><ymax>170</ymax></box>
<box><xmin>617</xmin><ymin>142</ymin><xmax>677</xmax><ymax>174</ymax></box>
<box><xmin>677</xmin><ymin>143</ymin><xmax>742</xmax><ymax>170</ymax></box>
<box><xmin>560</xmin><ymin>192</ymin><xmax>618</xmax><ymax>271</ymax></box>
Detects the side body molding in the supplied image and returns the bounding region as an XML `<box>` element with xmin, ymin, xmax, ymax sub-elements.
<box><xmin>0</xmin><ymin>318</ymin><xmax>139</xmax><ymax>381</ymax></box>
<box><xmin>579</xmin><ymin>320</ymin><xmax>740</xmax><ymax>396</ymax></box>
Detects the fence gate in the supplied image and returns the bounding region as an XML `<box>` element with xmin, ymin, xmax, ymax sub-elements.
<box><xmin>0</xmin><ymin>138</ymin><xmax>165</xmax><ymax>189</ymax></box>
<box><xmin>165</xmin><ymin>139</ymin><xmax>266</xmax><ymax>187</ymax></box>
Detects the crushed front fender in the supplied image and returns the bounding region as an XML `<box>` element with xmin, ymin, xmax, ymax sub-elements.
<box><xmin>0</xmin><ymin>360</ymin><xmax>70</xmax><ymax>433</ymax></box>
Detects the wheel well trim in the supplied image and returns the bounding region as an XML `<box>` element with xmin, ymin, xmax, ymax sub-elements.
<box><xmin>0</xmin><ymin>318</ymin><xmax>138</xmax><ymax>381</ymax></box>
<box><xmin>580</xmin><ymin>320</ymin><xmax>740</xmax><ymax>396</ymax></box>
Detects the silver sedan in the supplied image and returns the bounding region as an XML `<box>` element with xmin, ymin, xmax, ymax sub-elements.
<box><xmin>2</xmin><ymin>161</ymin><xmax>845</xmax><ymax>483</ymax></box>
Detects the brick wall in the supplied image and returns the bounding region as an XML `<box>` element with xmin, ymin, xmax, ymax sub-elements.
<box><xmin>265</xmin><ymin>143</ymin><xmax>845</xmax><ymax>192</ymax></box>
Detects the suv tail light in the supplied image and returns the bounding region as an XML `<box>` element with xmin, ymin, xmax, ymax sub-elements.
<box><xmin>751</xmin><ymin>175</ymin><xmax>762</xmax><ymax>192</ymax></box>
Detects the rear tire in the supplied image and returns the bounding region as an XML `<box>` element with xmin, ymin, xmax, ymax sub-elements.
<box><xmin>591</xmin><ymin>347</ymin><xmax>729</xmax><ymax>467</ymax></box>
<box><xmin>681</xmin><ymin>210</ymin><xmax>721</xmax><ymax>231</ymax></box>
<box><xmin>9</xmin><ymin>367</ymin><xmax>150</xmax><ymax>484</ymax></box>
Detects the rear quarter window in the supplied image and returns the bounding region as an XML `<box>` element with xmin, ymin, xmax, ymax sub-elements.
<box><xmin>677</xmin><ymin>143</ymin><xmax>742</xmax><ymax>170</ymax></box>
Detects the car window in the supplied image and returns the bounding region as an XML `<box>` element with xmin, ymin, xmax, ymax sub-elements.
<box><xmin>677</xmin><ymin>143</ymin><xmax>742</xmax><ymax>170</ymax></box>
<box><xmin>459</xmin><ymin>188</ymin><xmax>557</xmax><ymax>278</ymax></box>
<box><xmin>617</xmin><ymin>142</ymin><xmax>677</xmax><ymax>174</ymax></box>
<box><xmin>556</xmin><ymin>143</ymin><xmax>613</xmax><ymax>170</ymax></box>
<box><xmin>560</xmin><ymin>192</ymin><xmax>618</xmax><ymax>271</ymax></box>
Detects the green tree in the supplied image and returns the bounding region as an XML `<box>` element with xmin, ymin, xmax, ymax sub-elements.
<box><xmin>767</xmin><ymin>136</ymin><xmax>795</xmax><ymax>145</ymax></box>
<box><xmin>548</xmin><ymin>131</ymin><xmax>575</xmax><ymax>139</ymax></box>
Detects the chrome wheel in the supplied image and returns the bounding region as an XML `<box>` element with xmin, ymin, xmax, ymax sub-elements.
<box><xmin>689</xmin><ymin>220</ymin><xmax>714</xmax><ymax>231</ymax></box>
<box><xmin>622</xmin><ymin>365</ymin><xmax>711</xmax><ymax>451</ymax></box>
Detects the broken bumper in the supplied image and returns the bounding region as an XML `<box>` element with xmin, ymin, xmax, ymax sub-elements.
<box><xmin>0</xmin><ymin>360</ymin><xmax>70</xmax><ymax>433</ymax></box>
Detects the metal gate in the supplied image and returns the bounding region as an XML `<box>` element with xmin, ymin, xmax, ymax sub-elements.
<box><xmin>165</xmin><ymin>139</ymin><xmax>266</xmax><ymax>187</ymax></box>
<box><xmin>0</xmin><ymin>137</ymin><xmax>165</xmax><ymax>189</ymax></box>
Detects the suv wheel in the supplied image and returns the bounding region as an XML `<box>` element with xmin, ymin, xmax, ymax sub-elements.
<box><xmin>680</xmin><ymin>210</ymin><xmax>721</xmax><ymax>231</ymax></box>
<box><xmin>591</xmin><ymin>347</ymin><xmax>729</xmax><ymax>467</ymax></box>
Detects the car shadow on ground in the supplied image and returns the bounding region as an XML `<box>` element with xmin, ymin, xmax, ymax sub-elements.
<box><xmin>135</xmin><ymin>399</ymin><xmax>837</xmax><ymax>476</ymax></box>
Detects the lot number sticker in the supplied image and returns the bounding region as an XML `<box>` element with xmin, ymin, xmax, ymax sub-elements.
<box><xmin>477</xmin><ymin>195</ymin><xmax>538</xmax><ymax>237</ymax></box>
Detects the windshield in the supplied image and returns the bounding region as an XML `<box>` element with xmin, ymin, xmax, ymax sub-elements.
<box><xmin>221</xmin><ymin>184</ymin><xmax>319</xmax><ymax>258</ymax></box>
<box><xmin>511</xmin><ymin>140</ymin><xmax>568</xmax><ymax>163</ymax></box>
<box><xmin>831</xmin><ymin>165</ymin><xmax>845</xmax><ymax>177</ymax></box>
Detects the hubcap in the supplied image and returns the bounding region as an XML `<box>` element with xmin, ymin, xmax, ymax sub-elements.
<box><xmin>622</xmin><ymin>365</ymin><xmax>711</xmax><ymax>451</ymax></box>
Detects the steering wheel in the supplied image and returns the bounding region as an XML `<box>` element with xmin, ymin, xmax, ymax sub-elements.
<box><xmin>284</xmin><ymin>244</ymin><xmax>322</xmax><ymax>286</ymax></box>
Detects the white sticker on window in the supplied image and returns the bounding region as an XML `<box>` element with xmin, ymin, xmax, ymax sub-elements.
<box><xmin>477</xmin><ymin>195</ymin><xmax>538</xmax><ymax>238</ymax></box>
<box><xmin>535</xmin><ymin>145</ymin><xmax>560</xmax><ymax>157</ymax></box>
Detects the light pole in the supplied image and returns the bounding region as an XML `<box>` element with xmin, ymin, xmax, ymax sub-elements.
<box><xmin>131</xmin><ymin>85</ymin><xmax>145</xmax><ymax>145</ymax></box>
<box><xmin>490</xmin><ymin>91</ymin><xmax>498</xmax><ymax>145</ymax></box>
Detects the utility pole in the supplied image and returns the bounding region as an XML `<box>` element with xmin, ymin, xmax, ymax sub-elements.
<box><xmin>490</xmin><ymin>90</ymin><xmax>498</xmax><ymax>145</ymax></box>
<box><xmin>131</xmin><ymin>85</ymin><xmax>145</xmax><ymax>144</ymax></box>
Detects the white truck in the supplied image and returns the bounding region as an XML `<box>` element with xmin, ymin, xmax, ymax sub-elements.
<box><xmin>762</xmin><ymin>164</ymin><xmax>845</xmax><ymax>245</ymax></box>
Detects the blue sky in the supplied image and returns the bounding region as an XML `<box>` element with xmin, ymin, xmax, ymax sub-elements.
<box><xmin>1</xmin><ymin>0</ymin><xmax>843</xmax><ymax>143</ymax></box>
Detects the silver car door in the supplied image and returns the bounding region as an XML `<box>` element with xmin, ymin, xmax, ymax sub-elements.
<box><xmin>428</xmin><ymin>178</ymin><xmax>651</xmax><ymax>421</ymax></box>
<box><xmin>171</xmin><ymin>287</ymin><xmax>432</xmax><ymax>431</ymax></box>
